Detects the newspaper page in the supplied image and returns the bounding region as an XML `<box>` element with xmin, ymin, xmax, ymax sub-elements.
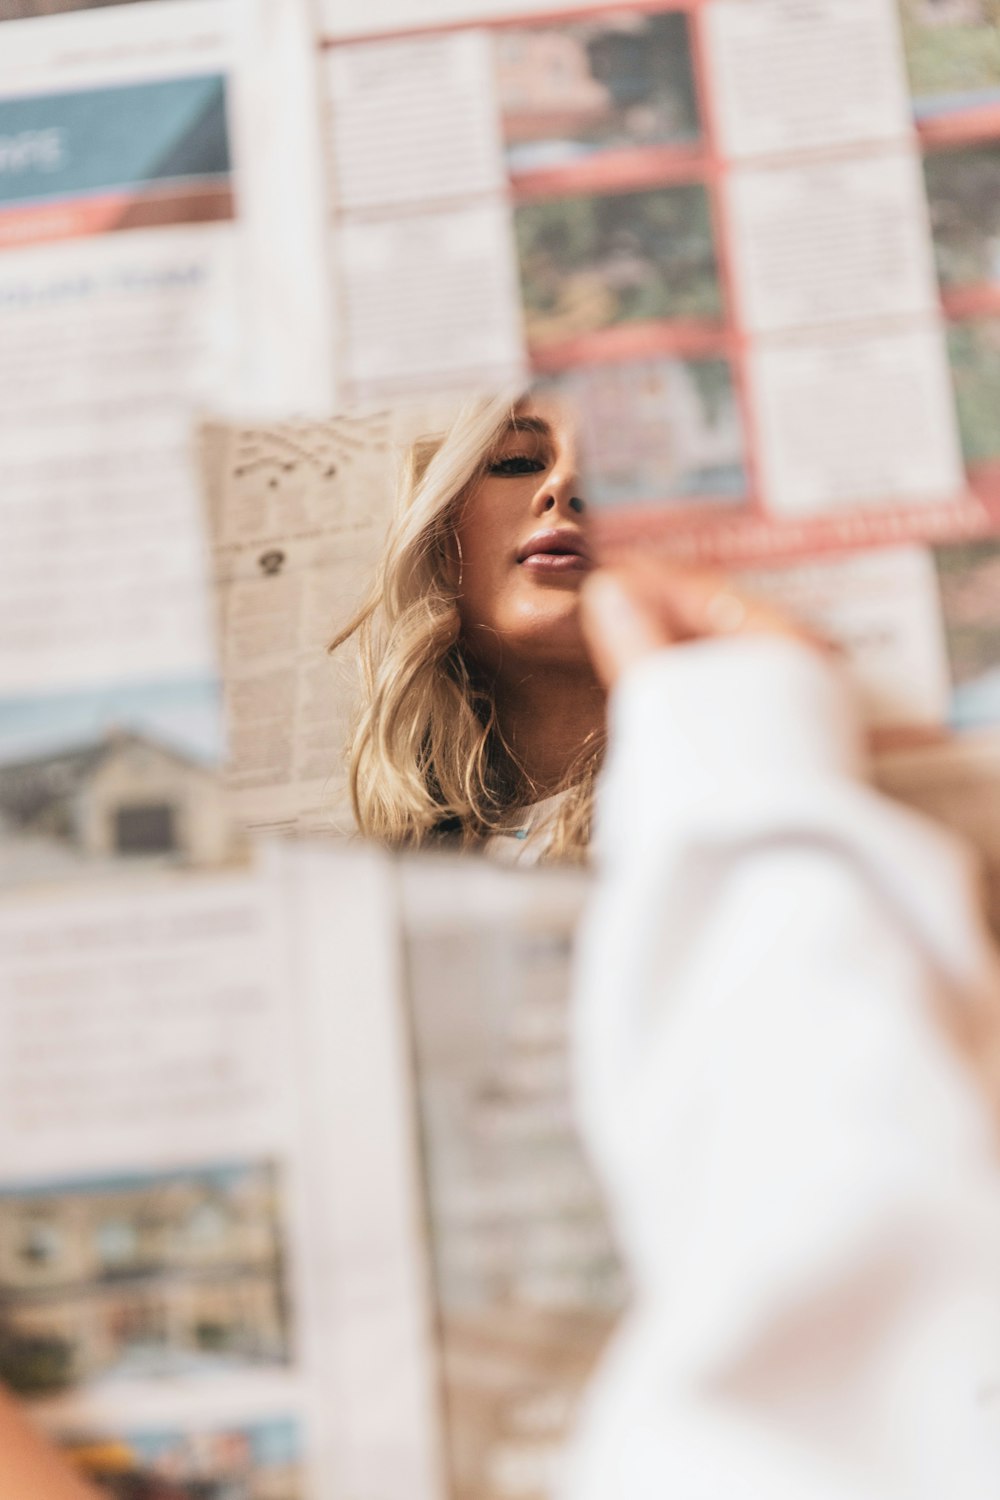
<box><xmin>204</xmin><ymin>397</ymin><xmax>465</xmax><ymax>834</ymax></box>
<box><xmin>398</xmin><ymin>854</ymin><xmax>608</xmax><ymax>1500</ymax></box>
<box><xmin>0</xmin><ymin>0</ymin><xmax>242</xmax><ymax>886</ymax></box>
<box><xmin>0</xmin><ymin>839</ymin><xmax>444</xmax><ymax>1500</ymax></box>
<box><xmin>11</xmin><ymin>762</ymin><xmax>1000</xmax><ymax>1500</ymax></box>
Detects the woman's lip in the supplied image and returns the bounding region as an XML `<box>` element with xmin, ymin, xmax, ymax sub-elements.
<box><xmin>520</xmin><ymin>552</ymin><xmax>592</xmax><ymax>573</ymax></box>
<box><xmin>517</xmin><ymin>529</ymin><xmax>591</xmax><ymax>564</ymax></box>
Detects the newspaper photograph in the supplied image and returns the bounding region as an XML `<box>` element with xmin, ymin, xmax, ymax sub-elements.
<box><xmin>1</xmin><ymin>2</ymin><xmax>153</xmax><ymax>17</ymax></box>
<box><xmin>0</xmin><ymin>677</ymin><xmax>231</xmax><ymax>888</ymax></box>
<box><xmin>0</xmin><ymin>1162</ymin><xmax>291</xmax><ymax>1394</ymax></box>
<box><xmin>902</xmin><ymin>0</ymin><xmax>1000</xmax><ymax>123</ymax></box>
<box><xmin>496</xmin><ymin>9</ymin><xmax>700</xmax><ymax>178</ymax></box>
<box><xmin>0</xmin><ymin>840</ymin><xmax>447</xmax><ymax>1500</ymax></box>
<box><xmin>61</xmin><ymin>1417</ymin><xmax>304</xmax><ymax>1500</ymax></box>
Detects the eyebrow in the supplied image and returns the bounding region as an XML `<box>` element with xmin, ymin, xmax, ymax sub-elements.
<box><xmin>504</xmin><ymin>415</ymin><xmax>552</xmax><ymax>438</ymax></box>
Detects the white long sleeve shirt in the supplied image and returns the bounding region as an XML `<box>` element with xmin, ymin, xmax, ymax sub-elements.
<box><xmin>566</xmin><ymin>637</ymin><xmax>1000</xmax><ymax>1499</ymax></box>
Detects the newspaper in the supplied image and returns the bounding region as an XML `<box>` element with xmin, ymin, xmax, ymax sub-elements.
<box><xmin>4</xmin><ymin>3</ymin><xmax>1000</xmax><ymax>1496</ymax></box>
<box><xmin>0</xmin><ymin>840</ymin><xmax>446</xmax><ymax>1500</ymax></box>
<box><xmin>399</xmin><ymin>857</ymin><xmax>609</xmax><ymax>1500</ymax></box>
<box><xmin>0</xmin><ymin>0</ymin><xmax>241</xmax><ymax>886</ymax></box>
<box><xmin>218</xmin><ymin>0</ymin><xmax>1000</xmax><ymax>839</ymax></box>
<box><xmin>204</xmin><ymin>398</ymin><xmax>465</xmax><ymax>834</ymax></box>
<box><xmin>0</xmin><ymin>838</ymin><xmax>595</xmax><ymax>1500</ymax></box>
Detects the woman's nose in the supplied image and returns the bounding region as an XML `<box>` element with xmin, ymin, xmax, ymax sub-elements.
<box><xmin>532</xmin><ymin>479</ymin><xmax>586</xmax><ymax>517</ymax></box>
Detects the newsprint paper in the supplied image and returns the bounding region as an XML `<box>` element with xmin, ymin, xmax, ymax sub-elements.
<box><xmin>203</xmin><ymin>401</ymin><xmax>460</xmax><ymax>838</ymax></box>
<box><xmin>8</xmin><ymin>822</ymin><xmax>1000</xmax><ymax>1500</ymax></box>
<box><xmin>0</xmin><ymin>840</ymin><xmax>595</xmax><ymax>1500</ymax></box>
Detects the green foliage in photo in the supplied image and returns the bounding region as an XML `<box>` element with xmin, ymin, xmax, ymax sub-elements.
<box><xmin>516</xmin><ymin>185</ymin><xmax>721</xmax><ymax>343</ymax></box>
<box><xmin>948</xmin><ymin>320</ymin><xmax>1000</xmax><ymax>463</ymax></box>
<box><xmin>900</xmin><ymin>0</ymin><xmax>1000</xmax><ymax>102</ymax></box>
<box><xmin>925</xmin><ymin>144</ymin><xmax>1000</xmax><ymax>286</ymax></box>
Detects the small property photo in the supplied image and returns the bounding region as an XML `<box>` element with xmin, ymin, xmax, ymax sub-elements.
<box><xmin>946</xmin><ymin>317</ymin><xmax>1000</xmax><ymax>463</ymax></box>
<box><xmin>0</xmin><ymin>677</ymin><xmax>236</xmax><ymax>888</ymax></box>
<box><xmin>0</xmin><ymin>1162</ymin><xmax>290</xmax><ymax>1396</ymax></box>
<box><xmin>515</xmin><ymin>183</ymin><xmax>722</xmax><ymax>351</ymax></box>
<box><xmin>899</xmin><ymin>0</ymin><xmax>1000</xmax><ymax>119</ymax></box>
<box><xmin>934</xmin><ymin>537</ymin><xmax>1000</xmax><ymax>728</ymax></box>
<box><xmin>495</xmin><ymin>8</ymin><xmax>700</xmax><ymax>175</ymax></box>
<box><xmin>0</xmin><ymin>0</ymin><xmax>150</xmax><ymax>14</ymax></box>
<box><xmin>542</xmin><ymin>355</ymin><xmax>748</xmax><ymax>509</ymax></box>
<box><xmin>924</xmin><ymin>142</ymin><xmax>1000</xmax><ymax>290</ymax></box>
<box><xmin>63</xmin><ymin>1417</ymin><xmax>305</xmax><ymax>1500</ymax></box>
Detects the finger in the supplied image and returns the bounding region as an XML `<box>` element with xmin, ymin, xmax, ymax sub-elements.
<box><xmin>580</xmin><ymin>569</ymin><xmax>674</xmax><ymax>689</ymax></box>
<box><xmin>607</xmin><ymin>557</ymin><xmax>824</xmax><ymax>651</ymax></box>
<box><xmin>652</xmin><ymin>565</ymin><xmax>802</xmax><ymax>643</ymax></box>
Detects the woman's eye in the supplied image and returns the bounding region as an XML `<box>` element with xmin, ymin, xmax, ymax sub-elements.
<box><xmin>489</xmin><ymin>453</ymin><xmax>545</xmax><ymax>476</ymax></box>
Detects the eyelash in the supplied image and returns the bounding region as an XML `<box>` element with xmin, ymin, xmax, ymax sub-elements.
<box><xmin>488</xmin><ymin>453</ymin><xmax>546</xmax><ymax>476</ymax></box>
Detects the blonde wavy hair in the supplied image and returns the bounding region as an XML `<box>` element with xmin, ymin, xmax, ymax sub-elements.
<box><xmin>329</xmin><ymin>393</ymin><xmax>603</xmax><ymax>862</ymax></box>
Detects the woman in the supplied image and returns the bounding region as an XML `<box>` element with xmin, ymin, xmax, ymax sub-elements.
<box><xmin>331</xmin><ymin>391</ymin><xmax>607</xmax><ymax>861</ymax></box>
<box><xmin>333</xmin><ymin>390</ymin><xmax>801</xmax><ymax>860</ymax></box>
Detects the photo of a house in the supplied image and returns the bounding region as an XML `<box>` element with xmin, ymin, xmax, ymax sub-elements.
<box><xmin>496</xmin><ymin>10</ymin><xmax>700</xmax><ymax>174</ymax></box>
<box><xmin>0</xmin><ymin>678</ymin><xmax>237</xmax><ymax>885</ymax></box>
<box><xmin>1</xmin><ymin>0</ymin><xmax>150</xmax><ymax>15</ymax></box>
<box><xmin>64</xmin><ymin>1417</ymin><xmax>304</xmax><ymax>1500</ymax></box>
<box><xmin>0</xmin><ymin>1162</ymin><xmax>290</xmax><ymax>1396</ymax></box>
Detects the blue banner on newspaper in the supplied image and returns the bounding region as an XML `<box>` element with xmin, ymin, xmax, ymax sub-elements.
<box><xmin>0</xmin><ymin>75</ymin><xmax>232</xmax><ymax>244</ymax></box>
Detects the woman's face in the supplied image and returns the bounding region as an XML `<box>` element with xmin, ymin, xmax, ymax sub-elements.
<box><xmin>453</xmin><ymin>398</ymin><xmax>593</xmax><ymax>675</ymax></box>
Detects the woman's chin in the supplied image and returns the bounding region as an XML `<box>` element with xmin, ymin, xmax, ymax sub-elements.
<box><xmin>508</xmin><ymin>603</ymin><xmax>592</xmax><ymax>668</ymax></box>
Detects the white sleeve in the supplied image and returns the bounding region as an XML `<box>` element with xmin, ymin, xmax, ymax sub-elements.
<box><xmin>565</xmin><ymin>636</ymin><xmax>1000</xmax><ymax>1500</ymax></box>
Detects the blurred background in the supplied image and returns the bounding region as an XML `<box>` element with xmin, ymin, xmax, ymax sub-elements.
<box><xmin>2</xmin><ymin>2</ymin><xmax>1000</xmax><ymax>1498</ymax></box>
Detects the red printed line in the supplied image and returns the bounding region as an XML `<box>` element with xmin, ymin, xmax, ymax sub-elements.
<box><xmin>591</xmin><ymin>490</ymin><xmax>993</xmax><ymax>568</ymax></box>
<box><xmin>591</xmin><ymin>495</ymin><xmax>747</xmax><ymax>544</ymax></box>
<box><xmin>917</xmin><ymin>103</ymin><xmax>1000</xmax><ymax>151</ymax></box>
<box><xmin>510</xmin><ymin>142</ymin><xmax>711</xmax><ymax>200</ymax></box>
<box><xmin>322</xmin><ymin>0</ymin><xmax>707</xmax><ymax>49</ymax></box>
<box><xmin>528</xmin><ymin>317</ymin><xmax>731</xmax><ymax>370</ymax></box>
<box><xmin>0</xmin><ymin>182</ymin><xmax>233</xmax><ymax>249</ymax></box>
<box><xmin>940</xmin><ymin>284</ymin><xmax>1000</xmax><ymax>321</ymax></box>
<box><xmin>965</xmin><ymin>461</ymin><xmax>1000</xmax><ymax>506</ymax></box>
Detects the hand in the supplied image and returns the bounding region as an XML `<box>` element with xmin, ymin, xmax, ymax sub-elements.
<box><xmin>580</xmin><ymin>558</ymin><xmax>826</xmax><ymax>691</ymax></box>
<box><xmin>0</xmin><ymin>1386</ymin><xmax>101</xmax><ymax>1500</ymax></box>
